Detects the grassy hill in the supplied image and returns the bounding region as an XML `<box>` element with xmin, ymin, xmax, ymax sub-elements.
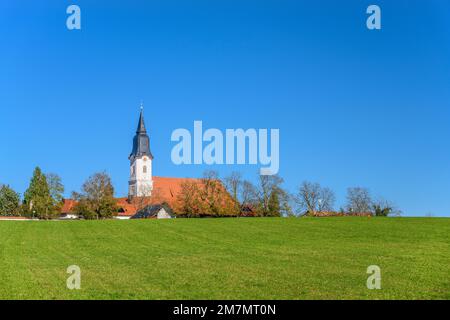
<box><xmin>0</xmin><ymin>217</ymin><xmax>448</xmax><ymax>300</ymax></box>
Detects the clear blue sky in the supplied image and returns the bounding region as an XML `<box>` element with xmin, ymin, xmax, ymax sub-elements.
<box><xmin>1</xmin><ymin>0</ymin><xmax>449</xmax><ymax>216</ymax></box>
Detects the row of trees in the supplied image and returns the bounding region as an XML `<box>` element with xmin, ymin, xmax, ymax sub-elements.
<box><xmin>224</xmin><ymin>172</ymin><xmax>292</xmax><ymax>217</ymax></box>
<box><xmin>0</xmin><ymin>168</ymin><xmax>118</xmax><ymax>219</ymax></box>
<box><xmin>174</xmin><ymin>171</ymin><xmax>291</xmax><ymax>217</ymax></box>
<box><xmin>223</xmin><ymin>172</ymin><xmax>401</xmax><ymax>216</ymax></box>
<box><xmin>295</xmin><ymin>182</ymin><xmax>401</xmax><ymax>216</ymax></box>
<box><xmin>0</xmin><ymin>167</ymin><xmax>64</xmax><ymax>219</ymax></box>
<box><xmin>0</xmin><ymin>167</ymin><xmax>400</xmax><ymax>218</ymax></box>
<box><xmin>175</xmin><ymin>171</ymin><xmax>400</xmax><ymax>217</ymax></box>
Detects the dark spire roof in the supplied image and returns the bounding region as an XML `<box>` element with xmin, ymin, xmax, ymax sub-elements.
<box><xmin>129</xmin><ymin>108</ymin><xmax>153</xmax><ymax>160</ymax></box>
<box><xmin>136</xmin><ymin>109</ymin><xmax>147</xmax><ymax>134</ymax></box>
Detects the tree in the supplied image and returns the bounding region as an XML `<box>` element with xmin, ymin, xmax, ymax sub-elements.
<box><xmin>257</xmin><ymin>174</ymin><xmax>281</xmax><ymax>216</ymax></box>
<box><xmin>200</xmin><ymin>170</ymin><xmax>236</xmax><ymax>216</ymax></box>
<box><xmin>46</xmin><ymin>173</ymin><xmax>65</xmax><ymax>206</ymax></box>
<box><xmin>200</xmin><ymin>170</ymin><xmax>222</xmax><ymax>215</ymax></box>
<box><xmin>176</xmin><ymin>180</ymin><xmax>202</xmax><ymax>217</ymax></box>
<box><xmin>372</xmin><ymin>198</ymin><xmax>401</xmax><ymax>217</ymax></box>
<box><xmin>252</xmin><ymin>174</ymin><xmax>291</xmax><ymax>217</ymax></box>
<box><xmin>346</xmin><ymin>187</ymin><xmax>372</xmax><ymax>214</ymax></box>
<box><xmin>267</xmin><ymin>187</ymin><xmax>281</xmax><ymax>217</ymax></box>
<box><xmin>278</xmin><ymin>188</ymin><xmax>294</xmax><ymax>217</ymax></box>
<box><xmin>45</xmin><ymin>173</ymin><xmax>64</xmax><ymax>212</ymax></box>
<box><xmin>0</xmin><ymin>185</ymin><xmax>21</xmax><ymax>216</ymax></box>
<box><xmin>372</xmin><ymin>203</ymin><xmax>392</xmax><ymax>217</ymax></box>
<box><xmin>224</xmin><ymin>171</ymin><xmax>242</xmax><ymax>215</ymax></box>
<box><xmin>317</xmin><ymin>187</ymin><xmax>335</xmax><ymax>212</ymax></box>
<box><xmin>175</xmin><ymin>171</ymin><xmax>237</xmax><ymax>217</ymax></box>
<box><xmin>23</xmin><ymin>167</ymin><xmax>56</xmax><ymax>219</ymax></box>
<box><xmin>295</xmin><ymin>181</ymin><xmax>336</xmax><ymax>216</ymax></box>
<box><xmin>241</xmin><ymin>180</ymin><xmax>257</xmax><ymax>207</ymax></box>
<box><xmin>72</xmin><ymin>172</ymin><xmax>117</xmax><ymax>219</ymax></box>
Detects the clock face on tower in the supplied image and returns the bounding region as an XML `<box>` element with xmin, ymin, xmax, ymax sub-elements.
<box><xmin>143</xmin><ymin>157</ymin><xmax>148</xmax><ymax>162</ymax></box>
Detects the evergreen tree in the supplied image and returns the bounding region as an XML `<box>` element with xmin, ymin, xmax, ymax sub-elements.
<box><xmin>23</xmin><ymin>167</ymin><xmax>56</xmax><ymax>219</ymax></box>
<box><xmin>0</xmin><ymin>185</ymin><xmax>21</xmax><ymax>216</ymax></box>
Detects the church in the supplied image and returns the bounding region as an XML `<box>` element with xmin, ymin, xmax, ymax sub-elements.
<box><xmin>128</xmin><ymin>108</ymin><xmax>155</xmax><ymax>198</ymax></box>
<box><xmin>61</xmin><ymin>108</ymin><xmax>211</xmax><ymax>219</ymax></box>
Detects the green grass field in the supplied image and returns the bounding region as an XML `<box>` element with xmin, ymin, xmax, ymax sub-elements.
<box><xmin>0</xmin><ymin>217</ymin><xmax>448</xmax><ymax>300</ymax></box>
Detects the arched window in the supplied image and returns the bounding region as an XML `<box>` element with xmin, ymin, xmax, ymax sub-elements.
<box><xmin>143</xmin><ymin>166</ymin><xmax>147</xmax><ymax>174</ymax></box>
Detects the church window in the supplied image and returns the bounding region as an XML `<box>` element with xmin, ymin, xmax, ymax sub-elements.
<box><xmin>143</xmin><ymin>166</ymin><xmax>147</xmax><ymax>173</ymax></box>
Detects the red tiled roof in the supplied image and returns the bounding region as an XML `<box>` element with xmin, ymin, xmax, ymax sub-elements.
<box><xmin>151</xmin><ymin>176</ymin><xmax>203</xmax><ymax>205</ymax></box>
<box><xmin>119</xmin><ymin>176</ymin><xmax>206</xmax><ymax>216</ymax></box>
<box><xmin>61</xmin><ymin>199</ymin><xmax>77</xmax><ymax>214</ymax></box>
<box><xmin>61</xmin><ymin>176</ymin><xmax>206</xmax><ymax>217</ymax></box>
<box><xmin>115</xmin><ymin>197</ymin><xmax>136</xmax><ymax>216</ymax></box>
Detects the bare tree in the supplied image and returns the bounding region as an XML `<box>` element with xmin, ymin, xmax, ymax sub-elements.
<box><xmin>224</xmin><ymin>172</ymin><xmax>242</xmax><ymax>202</ymax></box>
<box><xmin>241</xmin><ymin>180</ymin><xmax>257</xmax><ymax>206</ymax></box>
<box><xmin>295</xmin><ymin>181</ymin><xmax>335</xmax><ymax>216</ymax></box>
<box><xmin>317</xmin><ymin>187</ymin><xmax>336</xmax><ymax>212</ymax></box>
<box><xmin>296</xmin><ymin>181</ymin><xmax>320</xmax><ymax>216</ymax></box>
<box><xmin>254</xmin><ymin>174</ymin><xmax>286</xmax><ymax>216</ymax></box>
<box><xmin>346</xmin><ymin>187</ymin><xmax>372</xmax><ymax>214</ymax></box>
<box><xmin>258</xmin><ymin>175</ymin><xmax>279</xmax><ymax>215</ymax></box>
<box><xmin>224</xmin><ymin>171</ymin><xmax>242</xmax><ymax>215</ymax></box>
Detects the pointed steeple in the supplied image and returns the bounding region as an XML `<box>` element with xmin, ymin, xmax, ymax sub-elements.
<box><xmin>129</xmin><ymin>105</ymin><xmax>153</xmax><ymax>160</ymax></box>
<box><xmin>136</xmin><ymin>108</ymin><xmax>147</xmax><ymax>134</ymax></box>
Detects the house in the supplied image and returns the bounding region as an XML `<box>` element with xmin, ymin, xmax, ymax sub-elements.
<box><xmin>130</xmin><ymin>203</ymin><xmax>174</xmax><ymax>219</ymax></box>
<box><xmin>60</xmin><ymin>199</ymin><xmax>79</xmax><ymax>219</ymax></box>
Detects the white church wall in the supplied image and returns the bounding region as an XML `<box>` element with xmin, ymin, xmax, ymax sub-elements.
<box><xmin>129</xmin><ymin>155</ymin><xmax>153</xmax><ymax>197</ymax></box>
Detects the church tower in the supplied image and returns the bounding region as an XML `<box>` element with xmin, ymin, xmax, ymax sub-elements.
<box><xmin>128</xmin><ymin>107</ymin><xmax>153</xmax><ymax>198</ymax></box>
